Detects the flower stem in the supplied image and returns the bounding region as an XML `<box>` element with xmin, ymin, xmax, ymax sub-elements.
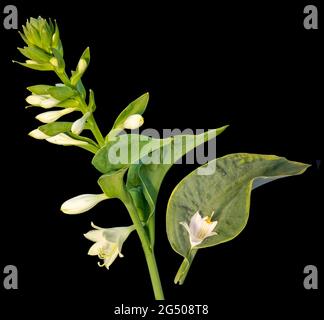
<box><xmin>87</xmin><ymin>114</ymin><xmax>105</xmax><ymax>147</ymax></box>
<box><xmin>124</xmin><ymin>194</ymin><xmax>165</xmax><ymax>300</ymax></box>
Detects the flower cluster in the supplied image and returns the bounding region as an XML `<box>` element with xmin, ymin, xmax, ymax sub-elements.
<box><xmin>16</xmin><ymin>17</ymin><xmax>146</xmax><ymax>270</ymax></box>
<box><xmin>18</xmin><ymin>17</ymin><xmax>144</xmax><ymax>152</ymax></box>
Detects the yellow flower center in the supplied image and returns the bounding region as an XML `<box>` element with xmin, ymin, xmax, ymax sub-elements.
<box><xmin>205</xmin><ymin>211</ymin><xmax>215</xmax><ymax>224</ymax></box>
<box><xmin>97</xmin><ymin>245</ymin><xmax>118</xmax><ymax>267</ymax></box>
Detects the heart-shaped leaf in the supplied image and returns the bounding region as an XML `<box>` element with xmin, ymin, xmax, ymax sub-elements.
<box><xmin>166</xmin><ymin>154</ymin><xmax>310</xmax><ymax>284</ymax></box>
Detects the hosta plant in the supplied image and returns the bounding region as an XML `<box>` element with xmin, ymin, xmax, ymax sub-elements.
<box><xmin>15</xmin><ymin>17</ymin><xmax>310</xmax><ymax>300</ymax></box>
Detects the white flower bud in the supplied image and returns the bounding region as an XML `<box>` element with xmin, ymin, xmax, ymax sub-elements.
<box><xmin>35</xmin><ymin>107</ymin><xmax>76</xmax><ymax>123</ymax></box>
<box><xmin>39</xmin><ymin>97</ymin><xmax>61</xmax><ymax>109</ymax></box>
<box><xmin>26</xmin><ymin>94</ymin><xmax>46</xmax><ymax>106</ymax></box>
<box><xmin>28</xmin><ymin>129</ymin><xmax>50</xmax><ymax>140</ymax></box>
<box><xmin>71</xmin><ymin>112</ymin><xmax>91</xmax><ymax>135</ymax></box>
<box><xmin>61</xmin><ymin>193</ymin><xmax>109</xmax><ymax>214</ymax></box>
<box><xmin>123</xmin><ymin>114</ymin><xmax>144</xmax><ymax>130</ymax></box>
<box><xmin>77</xmin><ymin>58</ymin><xmax>88</xmax><ymax>74</ymax></box>
<box><xmin>46</xmin><ymin>133</ymin><xmax>88</xmax><ymax>146</ymax></box>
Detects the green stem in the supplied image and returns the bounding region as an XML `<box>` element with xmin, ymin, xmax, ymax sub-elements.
<box><xmin>54</xmin><ymin>70</ymin><xmax>70</xmax><ymax>86</ymax></box>
<box><xmin>174</xmin><ymin>249</ymin><xmax>197</xmax><ymax>285</ymax></box>
<box><xmin>124</xmin><ymin>194</ymin><xmax>165</xmax><ymax>300</ymax></box>
<box><xmin>87</xmin><ymin>114</ymin><xmax>105</xmax><ymax>147</ymax></box>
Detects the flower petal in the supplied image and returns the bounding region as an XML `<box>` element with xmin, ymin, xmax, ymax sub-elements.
<box><xmin>87</xmin><ymin>241</ymin><xmax>104</xmax><ymax>256</ymax></box>
<box><xmin>84</xmin><ymin>230</ymin><xmax>105</xmax><ymax>243</ymax></box>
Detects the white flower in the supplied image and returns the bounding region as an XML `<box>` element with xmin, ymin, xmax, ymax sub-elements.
<box><xmin>77</xmin><ymin>58</ymin><xmax>87</xmax><ymax>74</ymax></box>
<box><xmin>28</xmin><ymin>129</ymin><xmax>50</xmax><ymax>140</ymax></box>
<box><xmin>71</xmin><ymin>112</ymin><xmax>91</xmax><ymax>135</ymax></box>
<box><xmin>46</xmin><ymin>133</ymin><xmax>88</xmax><ymax>146</ymax></box>
<box><xmin>60</xmin><ymin>193</ymin><xmax>109</xmax><ymax>214</ymax></box>
<box><xmin>26</xmin><ymin>94</ymin><xmax>60</xmax><ymax>109</ymax></box>
<box><xmin>26</xmin><ymin>94</ymin><xmax>46</xmax><ymax>106</ymax></box>
<box><xmin>180</xmin><ymin>211</ymin><xmax>218</xmax><ymax>248</ymax></box>
<box><xmin>123</xmin><ymin>114</ymin><xmax>144</xmax><ymax>130</ymax></box>
<box><xmin>36</xmin><ymin>107</ymin><xmax>76</xmax><ymax>123</ymax></box>
<box><xmin>40</xmin><ymin>97</ymin><xmax>61</xmax><ymax>109</ymax></box>
<box><xmin>84</xmin><ymin>222</ymin><xmax>135</xmax><ymax>269</ymax></box>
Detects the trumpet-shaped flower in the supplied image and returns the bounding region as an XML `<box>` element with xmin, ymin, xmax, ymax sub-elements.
<box><xmin>46</xmin><ymin>133</ymin><xmax>88</xmax><ymax>146</ymax></box>
<box><xmin>36</xmin><ymin>107</ymin><xmax>76</xmax><ymax>123</ymax></box>
<box><xmin>123</xmin><ymin>114</ymin><xmax>144</xmax><ymax>130</ymax></box>
<box><xmin>28</xmin><ymin>129</ymin><xmax>50</xmax><ymax>140</ymax></box>
<box><xmin>84</xmin><ymin>222</ymin><xmax>135</xmax><ymax>269</ymax></box>
<box><xmin>180</xmin><ymin>211</ymin><xmax>218</xmax><ymax>248</ymax></box>
<box><xmin>71</xmin><ymin>112</ymin><xmax>91</xmax><ymax>135</ymax></box>
<box><xmin>60</xmin><ymin>193</ymin><xmax>109</xmax><ymax>214</ymax></box>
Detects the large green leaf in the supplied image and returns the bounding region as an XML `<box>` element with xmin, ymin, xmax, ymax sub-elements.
<box><xmin>166</xmin><ymin>153</ymin><xmax>310</xmax><ymax>284</ymax></box>
<box><xmin>126</xmin><ymin>126</ymin><xmax>228</xmax><ymax>244</ymax></box>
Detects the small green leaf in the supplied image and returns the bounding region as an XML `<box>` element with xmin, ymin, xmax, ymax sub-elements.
<box><xmin>18</xmin><ymin>46</ymin><xmax>51</xmax><ymax>63</ymax></box>
<box><xmin>38</xmin><ymin>122</ymin><xmax>72</xmax><ymax>136</ymax></box>
<box><xmin>76</xmin><ymin>80</ymin><xmax>86</xmax><ymax>100</ymax></box>
<box><xmin>166</xmin><ymin>154</ymin><xmax>310</xmax><ymax>284</ymax></box>
<box><xmin>48</xmin><ymin>86</ymin><xmax>76</xmax><ymax>101</ymax></box>
<box><xmin>88</xmin><ymin>89</ymin><xmax>96</xmax><ymax>111</ymax></box>
<box><xmin>14</xmin><ymin>61</ymin><xmax>54</xmax><ymax>71</ymax></box>
<box><xmin>27</xmin><ymin>85</ymin><xmax>53</xmax><ymax>95</ymax></box>
<box><xmin>52</xmin><ymin>48</ymin><xmax>65</xmax><ymax>72</ymax></box>
<box><xmin>57</xmin><ymin>98</ymin><xmax>80</xmax><ymax>108</ymax></box>
<box><xmin>98</xmin><ymin>167</ymin><xmax>129</xmax><ymax>201</ymax></box>
<box><xmin>110</xmin><ymin>93</ymin><xmax>149</xmax><ymax>133</ymax></box>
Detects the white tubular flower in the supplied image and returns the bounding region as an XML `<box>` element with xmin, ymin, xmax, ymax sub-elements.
<box><xmin>26</xmin><ymin>94</ymin><xmax>60</xmax><ymax>109</ymax></box>
<box><xmin>35</xmin><ymin>107</ymin><xmax>76</xmax><ymax>123</ymax></box>
<box><xmin>123</xmin><ymin>114</ymin><xmax>144</xmax><ymax>130</ymax></box>
<box><xmin>84</xmin><ymin>222</ymin><xmax>135</xmax><ymax>269</ymax></box>
<box><xmin>39</xmin><ymin>97</ymin><xmax>61</xmax><ymax>109</ymax></box>
<box><xmin>60</xmin><ymin>193</ymin><xmax>109</xmax><ymax>214</ymax></box>
<box><xmin>77</xmin><ymin>58</ymin><xmax>88</xmax><ymax>74</ymax></box>
<box><xmin>26</xmin><ymin>94</ymin><xmax>46</xmax><ymax>106</ymax></box>
<box><xmin>46</xmin><ymin>133</ymin><xmax>88</xmax><ymax>146</ymax></box>
<box><xmin>180</xmin><ymin>211</ymin><xmax>218</xmax><ymax>248</ymax></box>
<box><xmin>71</xmin><ymin>112</ymin><xmax>91</xmax><ymax>135</ymax></box>
<box><xmin>28</xmin><ymin>129</ymin><xmax>50</xmax><ymax>140</ymax></box>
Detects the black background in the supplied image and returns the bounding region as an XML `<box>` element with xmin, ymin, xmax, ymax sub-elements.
<box><xmin>0</xmin><ymin>0</ymin><xmax>322</xmax><ymax>316</ymax></box>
